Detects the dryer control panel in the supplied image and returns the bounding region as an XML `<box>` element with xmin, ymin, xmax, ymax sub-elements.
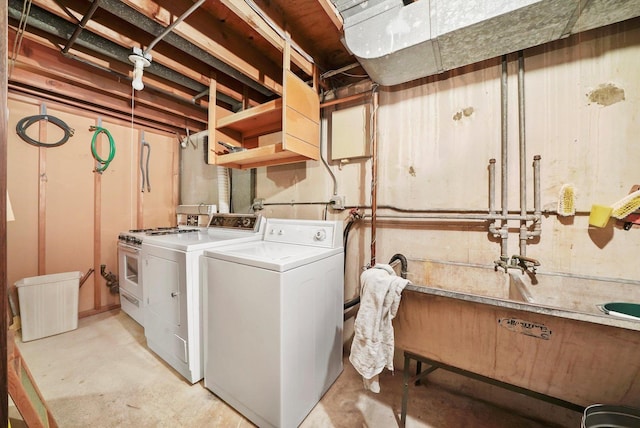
<box><xmin>264</xmin><ymin>219</ymin><xmax>342</xmax><ymax>248</ymax></box>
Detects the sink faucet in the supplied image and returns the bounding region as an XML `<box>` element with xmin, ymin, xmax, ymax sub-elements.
<box><xmin>494</xmin><ymin>255</ymin><xmax>511</xmax><ymax>273</ymax></box>
<box><xmin>511</xmin><ymin>254</ymin><xmax>540</xmax><ymax>274</ymax></box>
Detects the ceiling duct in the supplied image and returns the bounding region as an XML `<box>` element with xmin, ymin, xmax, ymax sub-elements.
<box><xmin>332</xmin><ymin>0</ymin><xmax>640</xmax><ymax>86</ymax></box>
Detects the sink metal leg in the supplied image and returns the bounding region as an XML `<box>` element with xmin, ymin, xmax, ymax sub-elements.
<box><xmin>399</xmin><ymin>350</ymin><xmax>583</xmax><ymax>426</ymax></box>
<box><xmin>401</xmin><ymin>352</ymin><xmax>410</xmax><ymax>427</ymax></box>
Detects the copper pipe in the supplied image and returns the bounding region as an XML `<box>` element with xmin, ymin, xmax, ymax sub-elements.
<box><xmin>370</xmin><ymin>87</ymin><xmax>379</xmax><ymax>267</ymax></box>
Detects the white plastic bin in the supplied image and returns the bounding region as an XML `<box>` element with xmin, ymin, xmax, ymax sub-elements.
<box><xmin>15</xmin><ymin>271</ymin><xmax>82</xmax><ymax>342</ymax></box>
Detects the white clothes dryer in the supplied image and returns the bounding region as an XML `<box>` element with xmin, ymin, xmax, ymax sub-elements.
<box><xmin>202</xmin><ymin>218</ymin><xmax>344</xmax><ymax>428</ymax></box>
<box><xmin>141</xmin><ymin>214</ymin><xmax>265</xmax><ymax>384</ymax></box>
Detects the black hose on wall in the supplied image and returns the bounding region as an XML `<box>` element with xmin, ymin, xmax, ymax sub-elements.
<box><xmin>16</xmin><ymin>115</ymin><xmax>74</xmax><ymax>147</ymax></box>
<box><xmin>388</xmin><ymin>253</ymin><xmax>408</xmax><ymax>279</ymax></box>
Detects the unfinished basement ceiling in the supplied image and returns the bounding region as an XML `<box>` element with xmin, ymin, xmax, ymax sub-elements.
<box><xmin>7</xmin><ymin>0</ymin><xmax>640</xmax><ymax>132</ymax></box>
<box><xmin>6</xmin><ymin>0</ymin><xmax>361</xmax><ymax>132</ymax></box>
<box><xmin>331</xmin><ymin>0</ymin><xmax>640</xmax><ymax>85</ymax></box>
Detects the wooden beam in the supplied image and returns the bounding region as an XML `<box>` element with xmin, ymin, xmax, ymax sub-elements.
<box><xmin>93</xmin><ymin>117</ymin><xmax>102</xmax><ymax>311</ymax></box>
<box><xmin>78</xmin><ymin>303</ymin><xmax>120</xmax><ymax>319</ymax></box>
<box><xmin>7</xmin><ymin>332</ymin><xmax>59</xmax><ymax>427</ymax></box>
<box><xmin>316</xmin><ymin>0</ymin><xmax>343</xmax><ymax>31</ymax></box>
<box><xmin>220</xmin><ymin>0</ymin><xmax>314</xmax><ymax>77</ymax></box>
<box><xmin>1</xmin><ymin>0</ymin><xmax>9</xmax><ymax>421</ymax></box>
<box><xmin>207</xmin><ymin>75</ymin><xmax>217</xmax><ymax>165</ymax></box>
<box><xmin>8</xmin><ymin>89</ymin><xmax>197</xmax><ymax>136</ymax></box>
<box><xmin>120</xmin><ymin>0</ymin><xmax>283</xmax><ymax>95</ymax></box>
<box><xmin>10</xmin><ymin>66</ymin><xmax>207</xmax><ymax>130</ymax></box>
<box><xmin>38</xmin><ymin>105</ymin><xmax>47</xmax><ymax>275</ymax></box>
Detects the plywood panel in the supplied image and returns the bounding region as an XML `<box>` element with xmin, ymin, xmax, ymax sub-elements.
<box><xmin>394</xmin><ymin>290</ymin><xmax>640</xmax><ymax>407</ymax></box>
<box><xmin>284</xmin><ymin>71</ymin><xmax>319</xmax><ymax>123</ymax></box>
<box><xmin>284</xmin><ymin>108</ymin><xmax>319</xmax><ymax>150</ymax></box>
<box><xmin>43</xmin><ymin>109</ymin><xmax>95</xmax><ymax>312</ymax></box>
<box><xmin>98</xmin><ymin>120</ymin><xmax>136</xmax><ymax>307</ymax></box>
<box><xmin>7</xmin><ymin>99</ymin><xmax>40</xmax><ymax>287</ymax></box>
<box><xmin>8</xmin><ymin>94</ymin><xmax>181</xmax><ymax>318</ymax></box>
<box><xmin>141</xmin><ymin>131</ymin><xmax>178</xmax><ymax>228</ymax></box>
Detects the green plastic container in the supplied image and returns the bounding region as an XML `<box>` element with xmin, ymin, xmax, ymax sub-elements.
<box><xmin>598</xmin><ymin>302</ymin><xmax>640</xmax><ymax>320</ymax></box>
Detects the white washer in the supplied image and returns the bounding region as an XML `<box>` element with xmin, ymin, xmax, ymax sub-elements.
<box><xmin>141</xmin><ymin>215</ymin><xmax>264</xmax><ymax>384</ymax></box>
<box><xmin>202</xmin><ymin>218</ymin><xmax>344</xmax><ymax>428</ymax></box>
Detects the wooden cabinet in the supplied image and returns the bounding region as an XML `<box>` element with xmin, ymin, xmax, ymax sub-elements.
<box><xmin>208</xmin><ymin>41</ymin><xmax>319</xmax><ymax>169</ymax></box>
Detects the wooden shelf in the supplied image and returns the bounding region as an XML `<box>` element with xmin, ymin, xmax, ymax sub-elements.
<box><xmin>216</xmin><ymin>99</ymin><xmax>282</xmax><ymax>136</ymax></box>
<box><xmin>214</xmin><ymin>143</ymin><xmax>310</xmax><ymax>169</ymax></box>
<box><xmin>208</xmin><ymin>39</ymin><xmax>319</xmax><ymax>169</ymax></box>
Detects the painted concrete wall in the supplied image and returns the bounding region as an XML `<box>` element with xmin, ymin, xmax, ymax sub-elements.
<box><xmin>257</xmin><ymin>19</ymin><xmax>640</xmax><ymax>312</ymax></box>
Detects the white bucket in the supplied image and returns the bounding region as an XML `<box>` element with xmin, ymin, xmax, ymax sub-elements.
<box><xmin>16</xmin><ymin>271</ymin><xmax>82</xmax><ymax>341</ymax></box>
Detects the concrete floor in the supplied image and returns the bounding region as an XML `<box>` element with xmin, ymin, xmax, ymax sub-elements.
<box><xmin>9</xmin><ymin>310</ymin><xmax>582</xmax><ymax>427</ymax></box>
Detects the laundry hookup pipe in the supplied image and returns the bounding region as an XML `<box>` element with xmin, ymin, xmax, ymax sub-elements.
<box><xmin>518</xmin><ymin>50</ymin><xmax>528</xmax><ymax>256</ymax></box>
<box><xmin>499</xmin><ymin>54</ymin><xmax>509</xmax><ymax>261</ymax></box>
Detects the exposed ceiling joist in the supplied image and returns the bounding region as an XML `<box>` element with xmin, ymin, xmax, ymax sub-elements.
<box><xmin>8</xmin><ymin>30</ymin><xmax>208</xmax><ymax>130</ymax></box>
<box><xmin>33</xmin><ymin>0</ymin><xmax>259</xmax><ymax>105</ymax></box>
<box><xmin>7</xmin><ymin>0</ymin><xmax>368</xmax><ymax>128</ymax></box>
<box><xmin>116</xmin><ymin>0</ymin><xmax>283</xmax><ymax>96</ymax></box>
<box><xmin>219</xmin><ymin>0</ymin><xmax>315</xmax><ymax>76</ymax></box>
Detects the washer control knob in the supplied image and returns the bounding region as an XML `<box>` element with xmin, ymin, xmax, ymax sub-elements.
<box><xmin>314</xmin><ymin>230</ymin><xmax>326</xmax><ymax>241</ymax></box>
<box><xmin>278</xmin><ymin>229</ymin><xmax>284</xmax><ymax>235</ymax></box>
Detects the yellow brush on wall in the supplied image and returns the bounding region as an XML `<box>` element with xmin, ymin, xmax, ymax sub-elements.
<box><xmin>557</xmin><ymin>184</ymin><xmax>576</xmax><ymax>216</ymax></box>
<box><xmin>611</xmin><ymin>187</ymin><xmax>640</xmax><ymax>219</ymax></box>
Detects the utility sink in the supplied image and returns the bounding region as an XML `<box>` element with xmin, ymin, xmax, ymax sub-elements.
<box><xmin>599</xmin><ymin>302</ymin><xmax>640</xmax><ymax>320</ymax></box>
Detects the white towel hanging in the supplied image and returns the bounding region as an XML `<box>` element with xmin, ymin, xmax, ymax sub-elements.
<box><xmin>349</xmin><ymin>263</ymin><xmax>410</xmax><ymax>393</ymax></box>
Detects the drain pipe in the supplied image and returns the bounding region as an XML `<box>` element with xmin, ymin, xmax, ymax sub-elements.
<box><xmin>518</xmin><ymin>51</ymin><xmax>528</xmax><ymax>256</ymax></box>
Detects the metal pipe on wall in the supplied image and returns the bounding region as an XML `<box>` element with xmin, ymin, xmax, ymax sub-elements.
<box><xmin>370</xmin><ymin>86</ymin><xmax>379</xmax><ymax>267</ymax></box>
<box><xmin>518</xmin><ymin>51</ymin><xmax>528</xmax><ymax>256</ymax></box>
<box><xmin>370</xmin><ymin>213</ymin><xmax>536</xmax><ymax>221</ymax></box>
<box><xmin>498</xmin><ymin>55</ymin><xmax>509</xmax><ymax>261</ymax></box>
<box><xmin>61</xmin><ymin>0</ymin><xmax>102</xmax><ymax>54</ymax></box>
<box><xmin>489</xmin><ymin>158</ymin><xmax>496</xmax><ymax>214</ymax></box>
<box><xmin>319</xmin><ymin>92</ymin><xmax>338</xmax><ymax>196</ymax></box>
<box><xmin>528</xmin><ymin>155</ymin><xmax>543</xmax><ymax>238</ymax></box>
<box><xmin>143</xmin><ymin>0</ymin><xmax>206</xmax><ymax>56</ymax></box>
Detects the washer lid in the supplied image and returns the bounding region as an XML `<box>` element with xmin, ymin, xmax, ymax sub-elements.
<box><xmin>204</xmin><ymin>241</ymin><xmax>343</xmax><ymax>272</ymax></box>
<box><xmin>142</xmin><ymin>228</ymin><xmax>262</xmax><ymax>252</ymax></box>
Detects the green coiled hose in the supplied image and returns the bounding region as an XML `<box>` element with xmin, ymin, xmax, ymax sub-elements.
<box><xmin>90</xmin><ymin>126</ymin><xmax>116</xmax><ymax>173</ymax></box>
